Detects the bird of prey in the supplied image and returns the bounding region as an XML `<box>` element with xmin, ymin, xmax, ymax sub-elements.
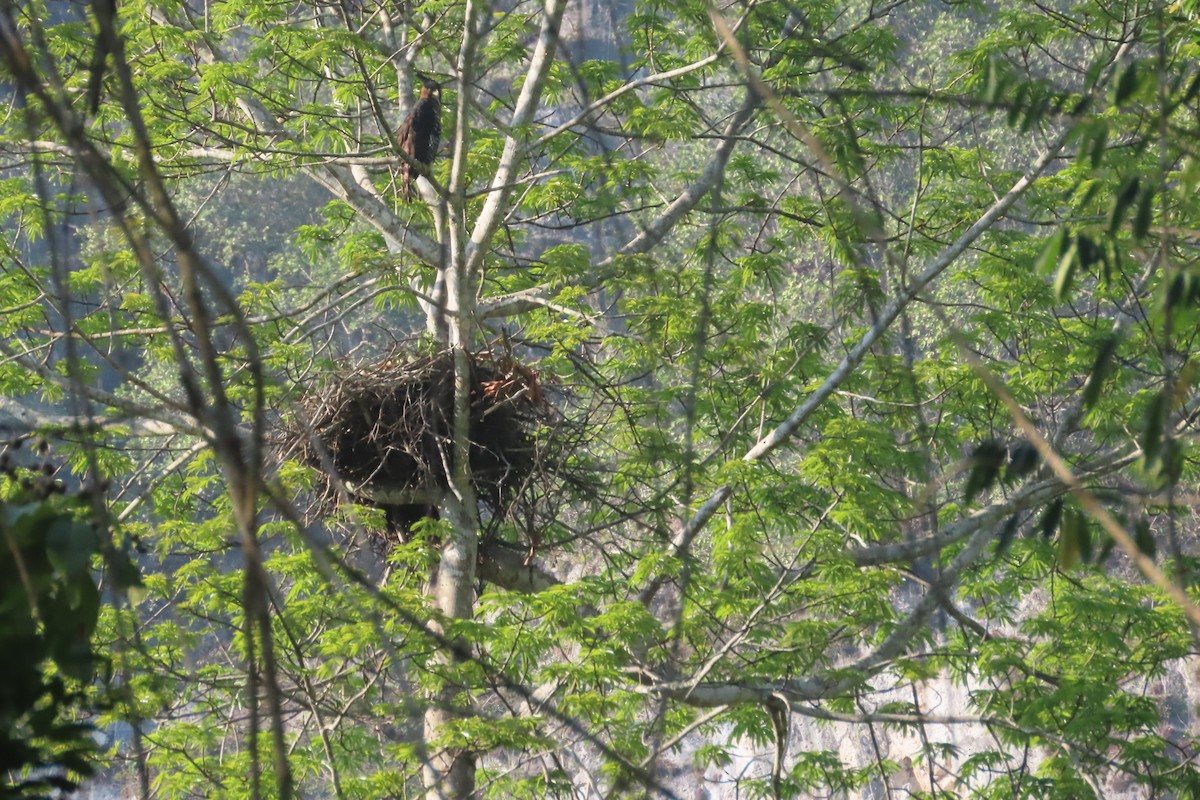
<box><xmin>396</xmin><ymin>78</ymin><xmax>442</xmax><ymax>203</ymax></box>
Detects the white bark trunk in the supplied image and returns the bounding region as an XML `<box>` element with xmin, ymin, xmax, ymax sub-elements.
<box><xmin>420</xmin><ymin>0</ymin><xmax>485</xmax><ymax>796</ymax></box>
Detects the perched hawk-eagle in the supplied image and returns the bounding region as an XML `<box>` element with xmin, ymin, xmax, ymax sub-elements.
<box><xmin>396</xmin><ymin>79</ymin><xmax>442</xmax><ymax>203</ymax></box>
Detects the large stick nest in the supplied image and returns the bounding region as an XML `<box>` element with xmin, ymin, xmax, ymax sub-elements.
<box><xmin>279</xmin><ymin>350</ymin><xmax>555</xmax><ymax>525</ymax></box>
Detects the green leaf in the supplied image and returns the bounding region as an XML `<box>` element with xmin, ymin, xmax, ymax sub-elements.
<box><xmin>45</xmin><ymin>518</ymin><xmax>98</xmax><ymax>577</ymax></box>
<box><xmin>1107</xmin><ymin>177</ymin><xmax>1140</xmax><ymax>236</ymax></box>
<box><xmin>1040</xmin><ymin>499</ymin><xmax>1064</xmax><ymax>539</ymax></box>
<box><xmin>964</xmin><ymin>440</ymin><xmax>1006</xmax><ymax>504</ymax></box>
<box><xmin>107</xmin><ymin>549</ymin><xmax>145</xmax><ymax>602</ymax></box>
<box><xmin>1058</xmin><ymin>507</ymin><xmax>1087</xmax><ymax>569</ymax></box>
<box><xmin>996</xmin><ymin>514</ymin><xmax>1020</xmax><ymax>557</ymax></box>
<box><xmin>1034</xmin><ymin>228</ymin><xmax>1065</xmax><ymax>275</ymax></box>
<box><xmin>1134</xmin><ymin>518</ymin><xmax>1156</xmax><ymax>559</ymax></box>
<box><xmin>1164</xmin><ymin>272</ymin><xmax>1190</xmax><ymax>312</ymax></box>
<box><xmin>1054</xmin><ymin>236</ymin><xmax>1078</xmax><ymax>300</ymax></box>
<box><xmin>1133</xmin><ymin>185</ymin><xmax>1155</xmax><ymax>240</ymax></box>
<box><xmin>1005</xmin><ymin>440</ymin><xmax>1039</xmax><ymax>482</ymax></box>
<box><xmin>1081</xmin><ymin>334</ymin><xmax>1119</xmax><ymax>412</ymax></box>
<box><xmin>1114</xmin><ymin>61</ymin><xmax>1139</xmax><ymax>106</ymax></box>
<box><xmin>1087</xmin><ymin>123</ymin><xmax>1108</xmax><ymax>167</ymax></box>
<box><xmin>983</xmin><ymin>56</ymin><xmax>1007</xmax><ymax>104</ymax></box>
<box><xmin>1141</xmin><ymin>390</ymin><xmax>1168</xmax><ymax>464</ymax></box>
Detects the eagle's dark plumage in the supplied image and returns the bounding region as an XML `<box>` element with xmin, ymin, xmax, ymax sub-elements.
<box><xmin>397</xmin><ymin>79</ymin><xmax>442</xmax><ymax>203</ymax></box>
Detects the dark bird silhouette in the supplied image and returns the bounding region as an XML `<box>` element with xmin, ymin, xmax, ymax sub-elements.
<box><xmin>396</xmin><ymin>78</ymin><xmax>442</xmax><ymax>203</ymax></box>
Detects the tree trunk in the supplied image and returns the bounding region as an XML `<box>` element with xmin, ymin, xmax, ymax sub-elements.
<box><xmin>420</xmin><ymin>0</ymin><xmax>483</xmax><ymax>795</ymax></box>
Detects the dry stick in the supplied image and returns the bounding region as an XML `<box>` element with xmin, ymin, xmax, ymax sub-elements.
<box><xmin>707</xmin><ymin>6</ymin><xmax>840</xmax><ymax>194</ymax></box>
<box><xmin>525</xmin><ymin>53</ymin><xmax>723</xmax><ymax>152</ymax></box>
<box><xmin>931</xmin><ymin>307</ymin><xmax>1200</xmax><ymax>629</ymax></box>
<box><xmin>791</xmin><ymin>706</ymin><xmax>1121</xmax><ymax>769</ymax></box>
<box><xmin>637</xmin><ymin>516</ymin><xmax>999</xmax><ymax>710</ymax></box>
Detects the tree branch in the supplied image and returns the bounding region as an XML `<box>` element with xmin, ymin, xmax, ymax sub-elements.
<box><xmin>476</xmin><ymin>542</ymin><xmax>562</xmax><ymax>594</ymax></box>
<box><xmin>648</xmin><ymin>128</ymin><xmax>1072</xmax><ymax>600</ymax></box>
<box><xmin>609</xmin><ymin>92</ymin><xmax>760</xmax><ymax>261</ymax></box>
<box><xmin>476</xmin><ymin>91</ymin><xmax>760</xmax><ymax>321</ymax></box>
<box><xmin>465</xmin><ymin>0</ymin><xmax>567</xmax><ymax>276</ymax></box>
<box><xmin>849</xmin><ymin>447</ymin><xmax>1139</xmax><ymax>567</ymax></box>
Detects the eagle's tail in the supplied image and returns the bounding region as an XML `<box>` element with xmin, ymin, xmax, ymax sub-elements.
<box><xmin>401</xmin><ymin>166</ymin><xmax>413</xmax><ymax>203</ymax></box>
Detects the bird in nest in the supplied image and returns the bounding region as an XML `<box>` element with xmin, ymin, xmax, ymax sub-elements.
<box><xmin>396</xmin><ymin>78</ymin><xmax>442</xmax><ymax>203</ymax></box>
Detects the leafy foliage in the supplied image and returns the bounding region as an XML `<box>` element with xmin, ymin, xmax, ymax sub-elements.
<box><xmin>0</xmin><ymin>449</ymin><xmax>118</xmax><ymax>798</ymax></box>
<box><xmin>2</xmin><ymin>0</ymin><xmax>1200</xmax><ymax>797</ymax></box>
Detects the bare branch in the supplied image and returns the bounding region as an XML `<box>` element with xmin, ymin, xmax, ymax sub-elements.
<box><xmin>525</xmin><ymin>54</ymin><xmax>722</xmax><ymax>152</ymax></box>
<box><xmin>608</xmin><ymin>92</ymin><xmax>759</xmax><ymax>261</ymax></box>
<box><xmin>476</xmin><ymin>543</ymin><xmax>561</xmax><ymax>594</ymax></box>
